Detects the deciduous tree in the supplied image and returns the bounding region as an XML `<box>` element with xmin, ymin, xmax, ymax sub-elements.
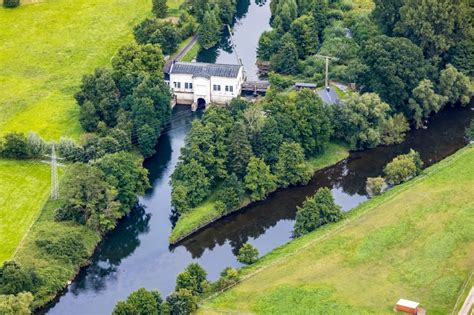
<box><xmin>152</xmin><ymin>0</ymin><xmax>168</xmax><ymax>18</ymax></box>
<box><xmin>293</xmin><ymin>187</ymin><xmax>343</xmax><ymax>237</ymax></box>
<box><xmin>439</xmin><ymin>64</ymin><xmax>473</xmax><ymax>107</ymax></box>
<box><xmin>244</xmin><ymin>157</ymin><xmax>277</xmax><ymax>201</ymax></box>
<box><xmin>236</xmin><ymin>243</ymin><xmax>259</xmax><ymax>264</ymax></box>
<box><xmin>275</xmin><ymin>142</ymin><xmax>311</xmax><ymax>188</ymax></box>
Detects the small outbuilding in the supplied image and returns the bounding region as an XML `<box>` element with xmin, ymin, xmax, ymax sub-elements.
<box><xmin>396</xmin><ymin>299</ymin><xmax>420</xmax><ymax>314</ymax></box>
<box><xmin>294</xmin><ymin>82</ymin><xmax>318</xmax><ymax>90</ymax></box>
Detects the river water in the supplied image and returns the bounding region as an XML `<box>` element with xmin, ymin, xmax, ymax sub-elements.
<box><xmin>196</xmin><ymin>0</ymin><xmax>271</xmax><ymax>80</ymax></box>
<box><xmin>45</xmin><ymin>0</ymin><xmax>474</xmax><ymax>312</ymax></box>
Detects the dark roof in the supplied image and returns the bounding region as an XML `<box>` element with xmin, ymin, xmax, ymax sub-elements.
<box><xmin>295</xmin><ymin>82</ymin><xmax>317</xmax><ymax>88</ymax></box>
<box><xmin>170</xmin><ymin>62</ymin><xmax>242</xmax><ymax>78</ymax></box>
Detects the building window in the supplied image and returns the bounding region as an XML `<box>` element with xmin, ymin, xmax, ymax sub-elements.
<box><xmin>185</xmin><ymin>82</ymin><xmax>190</xmax><ymax>89</ymax></box>
<box><xmin>173</xmin><ymin>82</ymin><xmax>181</xmax><ymax>89</ymax></box>
<box><xmin>225</xmin><ymin>85</ymin><xmax>234</xmax><ymax>93</ymax></box>
<box><xmin>189</xmin><ymin>83</ymin><xmax>193</xmax><ymax>89</ymax></box>
<box><xmin>213</xmin><ymin>84</ymin><xmax>221</xmax><ymax>91</ymax></box>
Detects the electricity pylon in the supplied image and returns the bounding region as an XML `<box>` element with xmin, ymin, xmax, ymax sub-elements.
<box><xmin>50</xmin><ymin>144</ymin><xmax>59</xmax><ymax>200</ymax></box>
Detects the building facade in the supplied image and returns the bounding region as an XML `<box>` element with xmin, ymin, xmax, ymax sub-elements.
<box><xmin>169</xmin><ymin>62</ymin><xmax>245</xmax><ymax>110</ymax></box>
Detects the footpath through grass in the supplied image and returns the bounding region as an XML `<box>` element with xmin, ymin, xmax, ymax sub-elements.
<box><xmin>0</xmin><ymin>0</ymin><xmax>151</xmax><ymax>140</ymax></box>
<box><xmin>0</xmin><ymin>160</ymin><xmax>51</xmax><ymax>264</ymax></box>
<box><xmin>170</xmin><ymin>143</ymin><xmax>349</xmax><ymax>244</ymax></box>
<box><xmin>200</xmin><ymin>145</ymin><xmax>474</xmax><ymax>314</ymax></box>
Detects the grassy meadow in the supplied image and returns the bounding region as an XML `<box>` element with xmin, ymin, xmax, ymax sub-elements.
<box><xmin>170</xmin><ymin>143</ymin><xmax>349</xmax><ymax>244</ymax></box>
<box><xmin>0</xmin><ymin>0</ymin><xmax>153</xmax><ymax>140</ymax></box>
<box><xmin>0</xmin><ymin>0</ymin><xmax>152</xmax><ymax>268</ymax></box>
<box><xmin>0</xmin><ymin>160</ymin><xmax>51</xmax><ymax>263</ymax></box>
<box><xmin>200</xmin><ymin>145</ymin><xmax>474</xmax><ymax>314</ymax></box>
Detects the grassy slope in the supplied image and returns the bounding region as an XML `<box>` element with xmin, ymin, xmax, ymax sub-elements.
<box><xmin>0</xmin><ymin>160</ymin><xmax>51</xmax><ymax>263</ymax></box>
<box><xmin>200</xmin><ymin>145</ymin><xmax>474</xmax><ymax>315</ymax></box>
<box><xmin>170</xmin><ymin>143</ymin><xmax>349</xmax><ymax>243</ymax></box>
<box><xmin>0</xmin><ymin>0</ymin><xmax>152</xmax><ymax>140</ymax></box>
<box><xmin>14</xmin><ymin>200</ymin><xmax>101</xmax><ymax>308</ymax></box>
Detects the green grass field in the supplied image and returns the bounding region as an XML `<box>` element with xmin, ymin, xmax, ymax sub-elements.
<box><xmin>0</xmin><ymin>0</ymin><xmax>152</xmax><ymax>140</ymax></box>
<box><xmin>170</xmin><ymin>143</ymin><xmax>349</xmax><ymax>244</ymax></box>
<box><xmin>200</xmin><ymin>145</ymin><xmax>474</xmax><ymax>314</ymax></box>
<box><xmin>0</xmin><ymin>160</ymin><xmax>51</xmax><ymax>263</ymax></box>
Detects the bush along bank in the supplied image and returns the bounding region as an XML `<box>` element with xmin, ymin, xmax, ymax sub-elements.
<box><xmin>168</xmin><ymin>86</ymin><xmax>412</xmax><ymax>244</ymax></box>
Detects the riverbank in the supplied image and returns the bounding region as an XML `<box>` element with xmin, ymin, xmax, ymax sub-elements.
<box><xmin>199</xmin><ymin>144</ymin><xmax>474</xmax><ymax>314</ymax></box>
<box><xmin>13</xmin><ymin>200</ymin><xmax>102</xmax><ymax>309</ymax></box>
<box><xmin>169</xmin><ymin>142</ymin><xmax>349</xmax><ymax>244</ymax></box>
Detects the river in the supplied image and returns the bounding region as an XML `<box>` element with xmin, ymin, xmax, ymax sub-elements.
<box><xmin>44</xmin><ymin>0</ymin><xmax>473</xmax><ymax>313</ymax></box>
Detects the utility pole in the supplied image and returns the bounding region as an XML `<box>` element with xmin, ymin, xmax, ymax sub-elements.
<box><xmin>314</xmin><ymin>54</ymin><xmax>339</xmax><ymax>89</ymax></box>
<box><xmin>50</xmin><ymin>144</ymin><xmax>59</xmax><ymax>200</ymax></box>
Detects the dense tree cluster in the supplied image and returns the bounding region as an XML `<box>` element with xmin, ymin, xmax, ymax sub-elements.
<box><xmin>332</xmin><ymin>93</ymin><xmax>409</xmax><ymax>149</ymax></box>
<box><xmin>293</xmin><ymin>187</ymin><xmax>343</xmax><ymax>237</ymax></box>
<box><xmin>76</xmin><ymin>42</ymin><xmax>171</xmax><ymax>158</ymax></box>
<box><xmin>182</xmin><ymin>0</ymin><xmax>238</xmax><ymax>49</ymax></box>
<box><xmin>0</xmin><ymin>261</ymin><xmax>41</xmax><ymax>296</ymax></box>
<box><xmin>259</xmin><ymin>0</ymin><xmax>473</xmax><ymax>130</ymax></box>
<box><xmin>54</xmin><ymin>152</ymin><xmax>149</xmax><ymax>234</ymax></box>
<box><xmin>171</xmin><ymin>92</ymin><xmax>334</xmax><ymax>215</ymax></box>
<box><xmin>0</xmin><ymin>132</ymin><xmax>48</xmax><ymax>160</ymax></box>
<box><xmin>133</xmin><ymin>12</ymin><xmax>197</xmax><ymax>55</ymax></box>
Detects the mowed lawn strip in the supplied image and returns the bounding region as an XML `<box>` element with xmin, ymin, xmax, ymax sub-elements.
<box><xmin>199</xmin><ymin>145</ymin><xmax>474</xmax><ymax>315</ymax></box>
<box><xmin>0</xmin><ymin>160</ymin><xmax>51</xmax><ymax>263</ymax></box>
<box><xmin>0</xmin><ymin>0</ymin><xmax>152</xmax><ymax>140</ymax></box>
<box><xmin>170</xmin><ymin>142</ymin><xmax>349</xmax><ymax>243</ymax></box>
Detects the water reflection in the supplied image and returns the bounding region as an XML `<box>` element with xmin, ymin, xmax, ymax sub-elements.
<box><xmin>69</xmin><ymin>206</ymin><xmax>152</xmax><ymax>294</ymax></box>
<box><xmin>197</xmin><ymin>0</ymin><xmax>272</xmax><ymax>80</ymax></box>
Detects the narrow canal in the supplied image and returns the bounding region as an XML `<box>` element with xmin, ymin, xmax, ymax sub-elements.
<box><xmin>45</xmin><ymin>0</ymin><xmax>473</xmax><ymax>313</ymax></box>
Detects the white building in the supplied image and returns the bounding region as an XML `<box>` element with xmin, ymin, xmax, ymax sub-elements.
<box><xmin>169</xmin><ymin>62</ymin><xmax>245</xmax><ymax>110</ymax></box>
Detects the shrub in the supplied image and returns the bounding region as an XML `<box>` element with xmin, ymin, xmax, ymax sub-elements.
<box><xmin>214</xmin><ymin>201</ymin><xmax>226</xmax><ymax>215</ymax></box>
<box><xmin>0</xmin><ymin>132</ymin><xmax>31</xmax><ymax>159</ymax></box>
<box><xmin>237</xmin><ymin>243</ymin><xmax>259</xmax><ymax>265</ymax></box>
<box><xmin>35</xmin><ymin>233</ymin><xmax>88</xmax><ymax>264</ymax></box>
<box><xmin>384</xmin><ymin>150</ymin><xmax>423</xmax><ymax>185</ymax></box>
<box><xmin>27</xmin><ymin>132</ymin><xmax>49</xmax><ymax>158</ymax></box>
<box><xmin>0</xmin><ymin>261</ymin><xmax>41</xmax><ymax>295</ymax></box>
<box><xmin>214</xmin><ymin>267</ymin><xmax>239</xmax><ymax>291</ymax></box>
<box><xmin>112</xmin><ymin>288</ymin><xmax>162</xmax><ymax>315</ymax></box>
<box><xmin>166</xmin><ymin>288</ymin><xmax>197</xmax><ymax>315</ymax></box>
<box><xmin>57</xmin><ymin>137</ymin><xmax>83</xmax><ymax>162</ymax></box>
<box><xmin>293</xmin><ymin>188</ymin><xmax>343</xmax><ymax>237</ymax></box>
<box><xmin>466</xmin><ymin>119</ymin><xmax>474</xmax><ymax>142</ymax></box>
<box><xmin>175</xmin><ymin>263</ymin><xmax>208</xmax><ymax>295</ymax></box>
<box><xmin>3</xmin><ymin>0</ymin><xmax>20</xmax><ymax>8</ymax></box>
<box><xmin>0</xmin><ymin>292</ymin><xmax>33</xmax><ymax>315</ymax></box>
<box><xmin>366</xmin><ymin>177</ymin><xmax>386</xmax><ymax>197</ymax></box>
